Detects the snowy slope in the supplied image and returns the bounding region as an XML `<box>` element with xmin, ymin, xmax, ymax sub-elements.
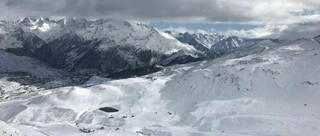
<box><xmin>0</xmin><ymin>35</ymin><xmax>319</xmax><ymax>136</ymax></box>
<box><xmin>0</xmin><ymin>120</ymin><xmax>23</xmax><ymax>136</ymax></box>
<box><xmin>159</xmin><ymin>38</ymin><xmax>320</xmax><ymax>136</ymax></box>
<box><xmin>0</xmin><ymin>120</ymin><xmax>45</xmax><ymax>136</ymax></box>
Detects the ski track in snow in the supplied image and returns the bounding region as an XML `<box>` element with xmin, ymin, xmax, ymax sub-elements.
<box><xmin>0</xmin><ymin>38</ymin><xmax>320</xmax><ymax>136</ymax></box>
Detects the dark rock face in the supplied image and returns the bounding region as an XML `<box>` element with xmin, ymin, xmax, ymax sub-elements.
<box><xmin>168</xmin><ymin>32</ymin><xmax>222</xmax><ymax>58</ymax></box>
<box><xmin>76</xmin><ymin>46</ymin><xmax>166</xmax><ymax>73</ymax></box>
<box><xmin>3</xmin><ymin>31</ymin><xmax>200</xmax><ymax>79</ymax></box>
<box><xmin>175</xmin><ymin>33</ymin><xmax>211</xmax><ymax>53</ymax></box>
<box><xmin>211</xmin><ymin>37</ymin><xmax>280</xmax><ymax>55</ymax></box>
<box><xmin>107</xmin><ymin>65</ymin><xmax>163</xmax><ymax>79</ymax></box>
<box><xmin>32</xmin><ymin>33</ymin><xmax>168</xmax><ymax>73</ymax></box>
<box><xmin>33</xmin><ymin>33</ymin><xmax>100</xmax><ymax>70</ymax></box>
<box><xmin>210</xmin><ymin>36</ymin><xmax>260</xmax><ymax>54</ymax></box>
<box><xmin>162</xmin><ymin>55</ymin><xmax>202</xmax><ymax>66</ymax></box>
<box><xmin>5</xmin><ymin>28</ymin><xmax>45</xmax><ymax>56</ymax></box>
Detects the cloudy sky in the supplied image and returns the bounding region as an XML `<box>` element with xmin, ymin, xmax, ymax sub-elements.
<box><xmin>1</xmin><ymin>0</ymin><xmax>320</xmax><ymax>39</ymax></box>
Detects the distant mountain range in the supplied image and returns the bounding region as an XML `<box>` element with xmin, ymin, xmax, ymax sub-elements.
<box><xmin>166</xmin><ymin>31</ymin><xmax>280</xmax><ymax>57</ymax></box>
<box><xmin>0</xmin><ymin>17</ymin><xmax>282</xmax><ymax>80</ymax></box>
<box><xmin>0</xmin><ymin>17</ymin><xmax>201</xmax><ymax>77</ymax></box>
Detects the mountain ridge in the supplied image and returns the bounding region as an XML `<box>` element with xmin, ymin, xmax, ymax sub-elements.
<box><xmin>0</xmin><ymin>17</ymin><xmax>202</xmax><ymax>75</ymax></box>
<box><xmin>166</xmin><ymin>31</ymin><xmax>281</xmax><ymax>57</ymax></box>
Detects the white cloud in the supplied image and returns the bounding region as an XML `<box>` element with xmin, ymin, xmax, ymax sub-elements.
<box><xmin>162</xmin><ymin>27</ymin><xmax>209</xmax><ymax>34</ymax></box>
<box><xmin>0</xmin><ymin>0</ymin><xmax>319</xmax><ymax>25</ymax></box>
<box><xmin>0</xmin><ymin>0</ymin><xmax>319</xmax><ymax>39</ymax></box>
<box><xmin>224</xmin><ymin>25</ymin><xmax>289</xmax><ymax>39</ymax></box>
<box><xmin>162</xmin><ymin>27</ymin><xmax>194</xmax><ymax>34</ymax></box>
<box><xmin>223</xmin><ymin>21</ymin><xmax>320</xmax><ymax>40</ymax></box>
<box><xmin>278</xmin><ymin>21</ymin><xmax>320</xmax><ymax>40</ymax></box>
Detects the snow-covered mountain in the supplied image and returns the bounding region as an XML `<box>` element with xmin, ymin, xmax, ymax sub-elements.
<box><xmin>165</xmin><ymin>31</ymin><xmax>225</xmax><ymax>55</ymax></box>
<box><xmin>167</xmin><ymin>31</ymin><xmax>280</xmax><ymax>57</ymax></box>
<box><xmin>1</xmin><ymin>17</ymin><xmax>319</xmax><ymax>136</ymax></box>
<box><xmin>211</xmin><ymin>36</ymin><xmax>280</xmax><ymax>54</ymax></box>
<box><xmin>0</xmin><ymin>17</ymin><xmax>200</xmax><ymax>74</ymax></box>
<box><xmin>0</xmin><ymin>32</ymin><xmax>319</xmax><ymax>136</ymax></box>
